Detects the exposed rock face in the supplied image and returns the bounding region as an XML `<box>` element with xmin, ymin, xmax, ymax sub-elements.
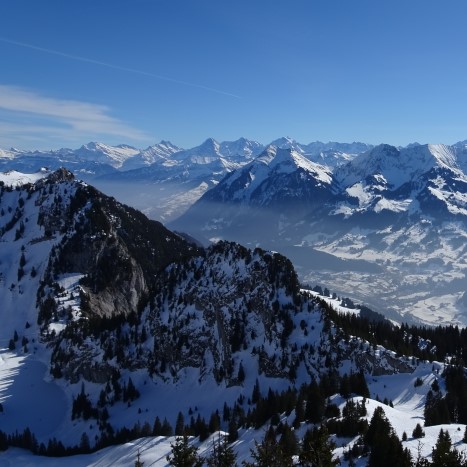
<box><xmin>43</xmin><ymin>180</ymin><xmax>199</xmax><ymax>318</ymax></box>
<box><xmin>354</xmin><ymin>349</ymin><xmax>414</xmax><ymax>376</ymax></box>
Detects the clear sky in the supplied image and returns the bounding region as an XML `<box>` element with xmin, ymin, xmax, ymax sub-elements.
<box><xmin>1</xmin><ymin>0</ymin><xmax>467</xmax><ymax>150</ymax></box>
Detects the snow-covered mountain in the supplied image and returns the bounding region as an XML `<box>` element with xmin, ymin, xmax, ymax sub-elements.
<box><xmin>0</xmin><ymin>144</ymin><xmax>122</xmax><ymax>179</ymax></box>
<box><xmin>0</xmin><ymin>170</ymin><xmax>316</xmax><ymax>448</ymax></box>
<box><xmin>0</xmin><ymin>140</ymin><xmax>182</xmax><ymax>179</ymax></box>
<box><xmin>0</xmin><ymin>167</ymin><xmax>52</xmax><ymax>186</ymax></box>
<box><xmin>120</xmin><ymin>141</ymin><xmax>182</xmax><ymax>171</ymax></box>
<box><xmin>0</xmin><ymin>170</ymin><xmax>296</xmax><ymax>448</ymax></box>
<box><xmin>92</xmin><ymin>138</ymin><xmax>266</xmax><ymax>222</ymax></box>
<box><xmin>271</xmin><ymin>137</ymin><xmax>373</xmax><ymax>168</ymax></box>
<box><xmin>73</xmin><ymin>142</ymin><xmax>140</xmax><ymax>168</ymax></box>
<box><xmin>173</xmin><ymin>143</ymin><xmax>467</xmax><ymax>326</ymax></box>
<box><xmin>0</xmin><ymin>137</ymin><xmax>369</xmax><ymax>222</ymax></box>
<box><xmin>5</xmin><ymin>138</ymin><xmax>467</xmax><ymax>326</ymax></box>
<box><xmin>170</xmin><ymin>145</ymin><xmax>334</xmax><ymax>242</ymax></box>
<box><xmin>2</xmin><ymin>169</ymin><xmax>467</xmax><ymax>466</ymax></box>
<box><xmin>202</xmin><ymin>145</ymin><xmax>333</xmax><ymax>205</ymax></box>
<box><xmin>219</xmin><ymin>136</ymin><xmax>264</xmax><ymax>160</ymax></box>
<box><xmin>335</xmin><ymin>143</ymin><xmax>460</xmax><ymax>190</ymax></box>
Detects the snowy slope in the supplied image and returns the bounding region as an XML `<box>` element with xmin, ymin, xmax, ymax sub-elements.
<box><xmin>173</xmin><ymin>145</ymin><xmax>333</xmax><ymax>210</ymax></box>
<box><xmin>271</xmin><ymin>137</ymin><xmax>372</xmax><ymax>168</ymax></box>
<box><xmin>1</xmin><ymin>352</ymin><xmax>465</xmax><ymax>465</ymax></box>
<box><xmin>0</xmin><ymin>167</ymin><xmax>50</xmax><ymax>186</ymax></box>
<box><xmin>120</xmin><ymin>141</ymin><xmax>182</xmax><ymax>171</ymax></box>
<box><xmin>335</xmin><ymin>143</ymin><xmax>461</xmax><ymax>190</ymax></box>
<box><xmin>73</xmin><ymin>142</ymin><xmax>140</xmax><ymax>168</ymax></box>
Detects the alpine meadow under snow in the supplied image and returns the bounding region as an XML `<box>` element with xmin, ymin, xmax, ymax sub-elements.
<box><xmin>2</xmin><ymin>139</ymin><xmax>467</xmax><ymax>466</ymax></box>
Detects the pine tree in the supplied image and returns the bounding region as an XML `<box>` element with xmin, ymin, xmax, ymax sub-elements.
<box><xmin>166</xmin><ymin>435</ymin><xmax>203</xmax><ymax>467</ymax></box>
<box><xmin>424</xmin><ymin>389</ymin><xmax>450</xmax><ymax>426</ymax></box>
<box><xmin>175</xmin><ymin>411</ymin><xmax>185</xmax><ymax>436</ymax></box>
<box><xmin>237</xmin><ymin>363</ymin><xmax>245</xmax><ymax>383</ymax></box>
<box><xmin>412</xmin><ymin>423</ymin><xmax>425</xmax><ymax>439</ymax></box>
<box><xmin>339</xmin><ymin>373</ymin><xmax>351</xmax><ymax>398</ymax></box>
<box><xmin>293</xmin><ymin>393</ymin><xmax>305</xmax><ymax>428</ymax></box>
<box><xmin>228</xmin><ymin>418</ymin><xmax>238</xmax><ymax>443</ymax></box>
<box><xmin>153</xmin><ymin>416</ymin><xmax>163</xmax><ymax>436</ymax></box>
<box><xmin>279</xmin><ymin>422</ymin><xmax>298</xmax><ymax>458</ymax></box>
<box><xmin>194</xmin><ymin>414</ymin><xmax>209</xmax><ymax>441</ymax></box>
<box><xmin>252</xmin><ymin>379</ymin><xmax>260</xmax><ymax>404</ymax></box>
<box><xmin>208</xmin><ymin>411</ymin><xmax>221</xmax><ymax>433</ymax></box>
<box><xmin>352</xmin><ymin>371</ymin><xmax>370</xmax><ymax>398</ymax></box>
<box><xmin>431</xmin><ymin>429</ymin><xmax>463</xmax><ymax>467</ymax></box>
<box><xmin>243</xmin><ymin>435</ymin><xmax>293</xmax><ymax>467</ymax></box>
<box><xmin>79</xmin><ymin>432</ymin><xmax>90</xmax><ymax>453</ymax></box>
<box><xmin>124</xmin><ymin>377</ymin><xmax>140</xmax><ymax>402</ymax></box>
<box><xmin>299</xmin><ymin>425</ymin><xmax>338</xmax><ymax>467</ymax></box>
<box><xmin>304</xmin><ymin>381</ymin><xmax>325</xmax><ymax>423</ymax></box>
<box><xmin>365</xmin><ymin>407</ymin><xmax>411</xmax><ymax>467</ymax></box>
<box><xmin>161</xmin><ymin>417</ymin><xmax>174</xmax><ymax>436</ymax></box>
<box><xmin>0</xmin><ymin>429</ymin><xmax>7</xmax><ymax>451</ymax></box>
<box><xmin>206</xmin><ymin>433</ymin><xmax>237</xmax><ymax>467</ymax></box>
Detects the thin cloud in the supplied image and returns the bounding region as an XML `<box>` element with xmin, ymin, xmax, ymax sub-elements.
<box><xmin>0</xmin><ymin>37</ymin><xmax>241</xmax><ymax>99</ymax></box>
<box><xmin>0</xmin><ymin>85</ymin><xmax>149</xmax><ymax>148</ymax></box>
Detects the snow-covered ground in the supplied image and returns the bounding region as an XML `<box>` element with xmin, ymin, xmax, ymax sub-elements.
<box><xmin>1</xmin><ymin>360</ymin><xmax>464</xmax><ymax>465</ymax></box>
<box><xmin>0</xmin><ymin>168</ymin><xmax>50</xmax><ymax>187</ymax></box>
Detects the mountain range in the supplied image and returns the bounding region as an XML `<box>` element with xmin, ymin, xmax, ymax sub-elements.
<box><xmin>0</xmin><ymin>137</ymin><xmax>372</xmax><ymax>176</ymax></box>
<box><xmin>171</xmin><ymin>141</ymin><xmax>467</xmax><ymax>326</ymax></box>
<box><xmin>3</xmin><ymin>137</ymin><xmax>467</xmax><ymax>326</ymax></box>
<box><xmin>0</xmin><ymin>137</ymin><xmax>370</xmax><ymax>223</ymax></box>
<box><xmin>2</xmin><ymin>168</ymin><xmax>467</xmax><ymax>465</ymax></box>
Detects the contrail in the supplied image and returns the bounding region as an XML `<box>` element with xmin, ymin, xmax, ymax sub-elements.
<box><xmin>0</xmin><ymin>36</ymin><xmax>241</xmax><ymax>99</ymax></box>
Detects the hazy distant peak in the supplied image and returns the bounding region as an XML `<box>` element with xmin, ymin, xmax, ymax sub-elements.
<box><xmin>219</xmin><ymin>138</ymin><xmax>264</xmax><ymax>159</ymax></box>
<box><xmin>336</xmin><ymin>142</ymin><xmax>461</xmax><ymax>189</ymax></box>
<box><xmin>199</xmin><ymin>137</ymin><xmax>220</xmax><ymax>151</ymax></box>
<box><xmin>270</xmin><ymin>136</ymin><xmax>306</xmax><ymax>154</ymax></box>
<box><xmin>271</xmin><ymin>136</ymin><xmax>298</xmax><ymax>146</ymax></box>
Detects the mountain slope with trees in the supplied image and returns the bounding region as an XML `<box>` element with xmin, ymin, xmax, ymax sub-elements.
<box><xmin>2</xmin><ymin>170</ymin><xmax>467</xmax><ymax>465</ymax></box>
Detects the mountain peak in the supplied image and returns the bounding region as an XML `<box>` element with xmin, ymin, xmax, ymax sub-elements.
<box><xmin>216</xmin><ymin>139</ymin><xmax>264</xmax><ymax>163</ymax></box>
<box><xmin>336</xmin><ymin>143</ymin><xmax>460</xmax><ymax>189</ymax></box>
<box><xmin>200</xmin><ymin>137</ymin><xmax>220</xmax><ymax>150</ymax></box>
<box><xmin>255</xmin><ymin>147</ymin><xmax>331</xmax><ymax>182</ymax></box>
<box><xmin>44</xmin><ymin>167</ymin><xmax>75</xmax><ymax>183</ymax></box>
<box><xmin>80</xmin><ymin>141</ymin><xmax>104</xmax><ymax>151</ymax></box>
<box><xmin>271</xmin><ymin>136</ymin><xmax>297</xmax><ymax>146</ymax></box>
<box><xmin>270</xmin><ymin>136</ymin><xmax>306</xmax><ymax>154</ymax></box>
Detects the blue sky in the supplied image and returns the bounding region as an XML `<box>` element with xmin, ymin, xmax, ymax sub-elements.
<box><xmin>1</xmin><ymin>0</ymin><xmax>467</xmax><ymax>150</ymax></box>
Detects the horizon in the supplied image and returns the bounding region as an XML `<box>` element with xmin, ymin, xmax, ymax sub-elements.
<box><xmin>2</xmin><ymin>135</ymin><xmax>466</xmax><ymax>154</ymax></box>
